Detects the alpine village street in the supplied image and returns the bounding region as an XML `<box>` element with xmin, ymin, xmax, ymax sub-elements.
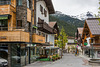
<box><xmin>0</xmin><ymin>0</ymin><xmax>100</xmax><ymax>67</ymax></box>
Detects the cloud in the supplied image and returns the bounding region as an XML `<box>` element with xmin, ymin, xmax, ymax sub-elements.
<box><xmin>52</xmin><ymin>0</ymin><xmax>99</xmax><ymax>15</ymax></box>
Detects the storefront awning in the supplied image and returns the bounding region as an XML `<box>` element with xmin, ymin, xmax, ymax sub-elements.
<box><xmin>0</xmin><ymin>15</ymin><xmax>11</xmax><ymax>20</ymax></box>
<box><xmin>33</xmin><ymin>26</ymin><xmax>38</xmax><ymax>29</ymax></box>
<box><xmin>0</xmin><ymin>16</ymin><xmax>8</xmax><ymax>20</ymax></box>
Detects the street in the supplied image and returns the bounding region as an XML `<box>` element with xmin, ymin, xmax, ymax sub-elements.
<box><xmin>24</xmin><ymin>54</ymin><xmax>99</xmax><ymax>67</ymax></box>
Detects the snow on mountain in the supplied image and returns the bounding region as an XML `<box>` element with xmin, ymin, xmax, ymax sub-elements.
<box><xmin>52</xmin><ymin>11</ymin><xmax>95</xmax><ymax>20</ymax></box>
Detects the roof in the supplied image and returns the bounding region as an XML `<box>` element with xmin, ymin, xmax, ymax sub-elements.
<box><xmin>86</xmin><ymin>18</ymin><xmax>100</xmax><ymax>35</ymax></box>
<box><xmin>78</xmin><ymin>28</ymin><xmax>83</xmax><ymax>34</ymax></box>
<box><xmin>44</xmin><ymin>0</ymin><xmax>55</xmax><ymax>14</ymax></box>
<box><xmin>49</xmin><ymin>22</ymin><xmax>57</xmax><ymax>28</ymax></box>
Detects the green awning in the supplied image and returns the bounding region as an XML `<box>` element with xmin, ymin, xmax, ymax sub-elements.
<box><xmin>0</xmin><ymin>16</ymin><xmax>8</xmax><ymax>20</ymax></box>
<box><xmin>33</xmin><ymin>26</ymin><xmax>38</xmax><ymax>29</ymax></box>
<box><xmin>84</xmin><ymin>43</ymin><xmax>88</xmax><ymax>46</ymax></box>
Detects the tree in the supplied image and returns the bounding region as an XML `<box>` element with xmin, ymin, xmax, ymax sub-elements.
<box><xmin>57</xmin><ymin>26</ymin><xmax>68</xmax><ymax>58</ymax></box>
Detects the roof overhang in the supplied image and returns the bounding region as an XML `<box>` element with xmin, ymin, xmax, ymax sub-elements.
<box><xmin>44</xmin><ymin>0</ymin><xmax>55</xmax><ymax>14</ymax></box>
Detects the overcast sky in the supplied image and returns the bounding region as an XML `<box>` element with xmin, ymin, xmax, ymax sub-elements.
<box><xmin>52</xmin><ymin>0</ymin><xmax>99</xmax><ymax>16</ymax></box>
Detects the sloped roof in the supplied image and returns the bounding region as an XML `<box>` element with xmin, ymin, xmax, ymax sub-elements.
<box><xmin>44</xmin><ymin>0</ymin><xmax>55</xmax><ymax>14</ymax></box>
<box><xmin>49</xmin><ymin>22</ymin><xmax>57</xmax><ymax>28</ymax></box>
<box><xmin>86</xmin><ymin>18</ymin><xmax>100</xmax><ymax>35</ymax></box>
<box><xmin>78</xmin><ymin>28</ymin><xmax>83</xmax><ymax>34</ymax></box>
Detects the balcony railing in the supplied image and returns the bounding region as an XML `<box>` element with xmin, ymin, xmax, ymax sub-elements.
<box><xmin>0</xmin><ymin>1</ymin><xmax>11</xmax><ymax>5</ymax></box>
<box><xmin>38</xmin><ymin>22</ymin><xmax>53</xmax><ymax>34</ymax></box>
<box><xmin>0</xmin><ymin>31</ymin><xmax>30</xmax><ymax>42</ymax></box>
<box><xmin>32</xmin><ymin>33</ymin><xmax>45</xmax><ymax>43</ymax></box>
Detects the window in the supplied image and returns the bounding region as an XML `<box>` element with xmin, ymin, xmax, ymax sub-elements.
<box><xmin>44</xmin><ymin>9</ymin><xmax>47</xmax><ymax>17</ymax></box>
<box><xmin>46</xmin><ymin>35</ymin><xmax>48</xmax><ymax>42</ymax></box>
<box><xmin>0</xmin><ymin>0</ymin><xmax>11</xmax><ymax>5</ymax></box>
<box><xmin>27</xmin><ymin>0</ymin><xmax>31</xmax><ymax>8</ymax></box>
<box><xmin>17</xmin><ymin>20</ymin><xmax>22</xmax><ymax>28</ymax></box>
<box><xmin>0</xmin><ymin>20</ymin><xmax>8</xmax><ymax>31</ymax></box>
<box><xmin>38</xmin><ymin>31</ymin><xmax>41</xmax><ymax>35</ymax></box>
<box><xmin>28</xmin><ymin>22</ymin><xmax>31</xmax><ymax>32</ymax></box>
<box><xmin>27</xmin><ymin>0</ymin><xmax>29</xmax><ymax>8</ymax></box>
<box><xmin>18</xmin><ymin>0</ymin><xmax>22</xmax><ymax>6</ymax></box>
<box><xmin>40</xmin><ymin>5</ymin><xmax>43</xmax><ymax>14</ymax></box>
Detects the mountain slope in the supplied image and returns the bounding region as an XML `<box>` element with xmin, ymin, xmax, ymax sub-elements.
<box><xmin>49</xmin><ymin>15</ymin><xmax>77</xmax><ymax>36</ymax></box>
<box><xmin>52</xmin><ymin>11</ymin><xmax>84</xmax><ymax>27</ymax></box>
<box><xmin>49</xmin><ymin>11</ymin><xmax>85</xmax><ymax>37</ymax></box>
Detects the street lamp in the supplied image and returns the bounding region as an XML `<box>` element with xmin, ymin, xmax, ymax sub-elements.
<box><xmin>91</xmin><ymin>43</ymin><xmax>94</xmax><ymax>58</ymax></box>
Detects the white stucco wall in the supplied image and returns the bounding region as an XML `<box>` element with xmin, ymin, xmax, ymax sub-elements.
<box><xmin>36</xmin><ymin>1</ymin><xmax>55</xmax><ymax>46</ymax></box>
<box><xmin>36</xmin><ymin>1</ymin><xmax>49</xmax><ymax>26</ymax></box>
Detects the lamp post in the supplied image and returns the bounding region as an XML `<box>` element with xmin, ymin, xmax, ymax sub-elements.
<box><xmin>91</xmin><ymin>43</ymin><xmax>94</xmax><ymax>58</ymax></box>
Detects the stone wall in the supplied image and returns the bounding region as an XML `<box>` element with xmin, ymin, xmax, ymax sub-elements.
<box><xmin>16</xmin><ymin>0</ymin><xmax>28</xmax><ymax>32</ymax></box>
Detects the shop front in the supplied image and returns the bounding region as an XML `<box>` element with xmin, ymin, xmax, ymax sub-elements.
<box><xmin>0</xmin><ymin>43</ymin><xmax>37</xmax><ymax>67</ymax></box>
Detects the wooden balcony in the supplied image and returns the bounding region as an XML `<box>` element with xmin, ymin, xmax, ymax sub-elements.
<box><xmin>0</xmin><ymin>31</ymin><xmax>30</xmax><ymax>42</ymax></box>
<box><xmin>32</xmin><ymin>33</ymin><xmax>45</xmax><ymax>43</ymax></box>
<box><xmin>0</xmin><ymin>5</ymin><xmax>16</xmax><ymax>15</ymax></box>
<box><xmin>38</xmin><ymin>22</ymin><xmax>53</xmax><ymax>34</ymax></box>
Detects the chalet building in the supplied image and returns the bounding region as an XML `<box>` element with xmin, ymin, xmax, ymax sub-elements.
<box><xmin>44</xmin><ymin>22</ymin><xmax>59</xmax><ymax>56</ymax></box>
<box><xmin>76</xmin><ymin>28</ymin><xmax>83</xmax><ymax>46</ymax></box>
<box><xmin>66</xmin><ymin>37</ymin><xmax>76</xmax><ymax>53</ymax></box>
<box><xmin>82</xmin><ymin>18</ymin><xmax>100</xmax><ymax>59</ymax></box>
<box><xmin>0</xmin><ymin>0</ymin><xmax>58</xmax><ymax>67</ymax></box>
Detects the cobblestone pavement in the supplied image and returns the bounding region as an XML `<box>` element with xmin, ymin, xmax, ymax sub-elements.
<box><xmin>24</xmin><ymin>54</ymin><xmax>100</xmax><ymax>67</ymax></box>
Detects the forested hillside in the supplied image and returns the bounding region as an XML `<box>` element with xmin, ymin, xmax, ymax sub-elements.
<box><xmin>49</xmin><ymin>11</ymin><xmax>85</xmax><ymax>37</ymax></box>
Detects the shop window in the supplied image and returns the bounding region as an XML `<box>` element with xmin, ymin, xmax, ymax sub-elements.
<box><xmin>17</xmin><ymin>20</ymin><xmax>22</xmax><ymax>28</ymax></box>
<box><xmin>18</xmin><ymin>0</ymin><xmax>22</xmax><ymax>6</ymax></box>
<box><xmin>11</xmin><ymin>45</ymin><xmax>21</xmax><ymax>67</ymax></box>
<box><xmin>0</xmin><ymin>20</ymin><xmax>8</xmax><ymax>31</ymax></box>
<box><xmin>40</xmin><ymin>5</ymin><xmax>43</xmax><ymax>14</ymax></box>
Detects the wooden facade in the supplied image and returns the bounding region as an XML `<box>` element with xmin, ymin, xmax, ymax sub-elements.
<box><xmin>0</xmin><ymin>31</ymin><xmax>29</xmax><ymax>42</ymax></box>
<box><xmin>82</xmin><ymin>19</ymin><xmax>100</xmax><ymax>47</ymax></box>
<box><xmin>0</xmin><ymin>5</ymin><xmax>16</xmax><ymax>15</ymax></box>
<box><xmin>32</xmin><ymin>33</ymin><xmax>45</xmax><ymax>43</ymax></box>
